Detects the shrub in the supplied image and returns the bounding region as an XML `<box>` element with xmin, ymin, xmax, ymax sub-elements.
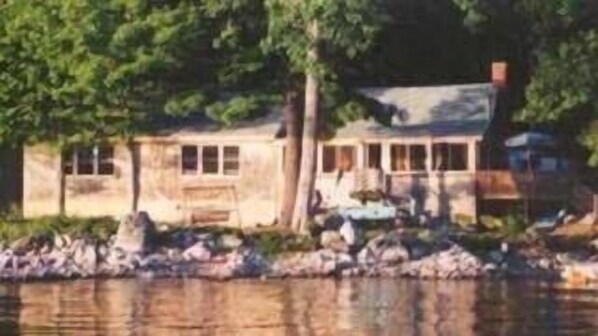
<box><xmin>0</xmin><ymin>216</ymin><xmax>119</xmax><ymax>243</ymax></box>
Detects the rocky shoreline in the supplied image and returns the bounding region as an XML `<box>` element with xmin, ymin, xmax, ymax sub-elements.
<box><xmin>0</xmin><ymin>212</ymin><xmax>597</xmax><ymax>283</ymax></box>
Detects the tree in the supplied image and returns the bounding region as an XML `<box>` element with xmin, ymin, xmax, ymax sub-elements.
<box><xmin>518</xmin><ymin>30</ymin><xmax>598</xmax><ymax>165</ymax></box>
<box><xmin>264</xmin><ymin>0</ymin><xmax>386</xmax><ymax>233</ymax></box>
<box><xmin>0</xmin><ymin>0</ymin><xmax>206</xmax><ymax>213</ymax></box>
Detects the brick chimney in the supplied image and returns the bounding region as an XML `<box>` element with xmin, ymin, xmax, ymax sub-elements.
<box><xmin>491</xmin><ymin>61</ymin><xmax>508</xmax><ymax>89</ymax></box>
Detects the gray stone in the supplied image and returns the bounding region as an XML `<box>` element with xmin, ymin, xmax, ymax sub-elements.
<box><xmin>73</xmin><ymin>244</ymin><xmax>97</xmax><ymax>274</ymax></box>
<box><xmin>10</xmin><ymin>236</ymin><xmax>31</xmax><ymax>254</ymax></box>
<box><xmin>379</xmin><ymin>245</ymin><xmax>409</xmax><ymax>264</ymax></box>
<box><xmin>339</xmin><ymin>219</ymin><xmax>357</xmax><ymax>246</ymax></box>
<box><xmin>54</xmin><ymin>234</ymin><xmax>71</xmax><ymax>250</ymax></box>
<box><xmin>182</xmin><ymin>242</ymin><xmax>212</xmax><ymax>262</ymax></box>
<box><xmin>357</xmin><ymin>247</ymin><xmax>377</xmax><ymax>265</ymax></box>
<box><xmin>113</xmin><ymin>212</ymin><xmax>157</xmax><ymax>254</ymax></box>
<box><xmin>320</xmin><ymin>231</ymin><xmax>348</xmax><ymax>252</ymax></box>
<box><xmin>219</xmin><ymin>234</ymin><xmax>243</xmax><ymax>250</ymax></box>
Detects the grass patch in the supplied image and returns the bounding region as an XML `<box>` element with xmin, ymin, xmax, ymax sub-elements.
<box><xmin>248</xmin><ymin>231</ymin><xmax>317</xmax><ymax>259</ymax></box>
<box><xmin>0</xmin><ymin>216</ymin><xmax>119</xmax><ymax>243</ymax></box>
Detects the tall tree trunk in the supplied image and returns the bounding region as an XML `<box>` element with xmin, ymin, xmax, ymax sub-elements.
<box><xmin>127</xmin><ymin>138</ymin><xmax>140</xmax><ymax>214</ymax></box>
<box><xmin>279</xmin><ymin>89</ymin><xmax>302</xmax><ymax>227</ymax></box>
<box><xmin>58</xmin><ymin>151</ymin><xmax>66</xmax><ymax>216</ymax></box>
<box><xmin>291</xmin><ymin>21</ymin><xmax>320</xmax><ymax>234</ymax></box>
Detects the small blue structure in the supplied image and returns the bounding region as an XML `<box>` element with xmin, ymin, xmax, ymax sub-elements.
<box><xmin>505</xmin><ymin>132</ymin><xmax>570</xmax><ymax>173</ymax></box>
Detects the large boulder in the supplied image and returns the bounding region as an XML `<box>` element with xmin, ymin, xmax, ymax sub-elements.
<box><xmin>320</xmin><ymin>230</ymin><xmax>348</xmax><ymax>253</ymax></box>
<box><xmin>72</xmin><ymin>243</ymin><xmax>97</xmax><ymax>275</ymax></box>
<box><xmin>113</xmin><ymin>212</ymin><xmax>157</xmax><ymax>254</ymax></box>
<box><xmin>339</xmin><ymin>219</ymin><xmax>357</xmax><ymax>246</ymax></box>
<box><xmin>182</xmin><ymin>242</ymin><xmax>212</xmax><ymax>262</ymax></box>
<box><xmin>363</xmin><ymin>232</ymin><xmax>409</xmax><ymax>264</ymax></box>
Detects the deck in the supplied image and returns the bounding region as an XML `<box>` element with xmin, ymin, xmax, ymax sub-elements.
<box><xmin>476</xmin><ymin>170</ymin><xmax>572</xmax><ymax>200</ymax></box>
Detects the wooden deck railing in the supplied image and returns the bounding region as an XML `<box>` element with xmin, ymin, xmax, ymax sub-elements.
<box><xmin>476</xmin><ymin>170</ymin><xmax>572</xmax><ymax>200</ymax></box>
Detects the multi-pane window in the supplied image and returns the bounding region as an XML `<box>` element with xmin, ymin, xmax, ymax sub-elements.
<box><xmin>181</xmin><ymin>145</ymin><xmax>240</xmax><ymax>176</ymax></box>
<box><xmin>181</xmin><ymin>145</ymin><xmax>198</xmax><ymax>175</ymax></box>
<box><xmin>63</xmin><ymin>145</ymin><xmax>114</xmax><ymax>176</ymax></box>
<box><xmin>322</xmin><ymin>145</ymin><xmax>355</xmax><ymax>173</ymax></box>
<box><xmin>223</xmin><ymin>146</ymin><xmax>240</xmax><ymax>175</ymax></box>
<box><xmin>366</xmin><ymin>144</ymin><xmax>381</xmax><ymax>169</ymax></box>
<box><xmin>432</xmin><ymin>143</ymin><xmax>467</xmax><ymax>171</ymax></box>
<box><xmin>202</xmin><ymin>146</ymin><xmax>219</xmax><ymax>174</ymax></box>
<box><xmin>390</xmin><ymin>144</ymin><xmax>426</xmax><ymax>171</ymax></box>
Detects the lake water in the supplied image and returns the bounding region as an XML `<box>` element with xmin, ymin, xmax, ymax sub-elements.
<box><xmin>0</xmin><ymin>279</ymin><xmax>596</xmax><ymax>335</ymax></box>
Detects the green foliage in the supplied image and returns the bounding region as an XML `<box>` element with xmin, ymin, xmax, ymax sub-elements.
<box><xmin>0</xmin><ymin>0</ymin><xmax>206</xmax><ymax>146</ymax></box>
<box><xmin>248</xmin><ymin>231</ymin><xmax>316</xmax><ymax>258</ymax></box>
<box><xmin>206</xmin><ymin>96</ymin><xmax>261</xmax><ymax>126</ymax></box>
<box><xmin>519</xmin><ymin>30</ymin><xmax>598</xmax><ymax>165</ymax></box>
<box><xmin>263</xmin><ymin>0</ymin><xmax>388</xmax><ymax>77</ymax></box>
<box><xmin>457</xmin><ymin>232</ymin><xmax>502</xmax><ymax>251</ymax></box>
<box><xmin>0</xmin><ymin>216</ymin><xmax>118</xmax><ymax>243</ymax></box>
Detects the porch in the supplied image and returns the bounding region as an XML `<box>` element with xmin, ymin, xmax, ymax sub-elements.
<box><xmin>476</xmin><ymin>170</ymin><xmax>573</xmax><ymax>200</ymax></box>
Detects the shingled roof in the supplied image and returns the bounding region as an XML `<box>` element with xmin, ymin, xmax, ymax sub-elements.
<box><xmin>335</xmin><ymin>83</ymin><xmax>496</xmax><ymax>139</ymax></box>
<box><xmin>152</xmin><ymin>83</ymin><xmax>497</xmax><ymax>140</ymax></box>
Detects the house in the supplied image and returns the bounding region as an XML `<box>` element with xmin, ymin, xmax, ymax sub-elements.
<box><xmin>23</xmin><ymin>83</ymin><xmax>507</xmax><ymax>227</ymax></box>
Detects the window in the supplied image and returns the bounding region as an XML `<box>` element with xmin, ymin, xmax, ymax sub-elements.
<box><xmin>322</xmin><ymin>145</ymin><xmax>355</xmax><ymax>173</ymax></box>
<box><xmin>77</xmin><ymin>147</ymin><xmax>95</xmax><ymax>175</ymax></box>
<box><xmin>391</xmin><ymin>144</ymin><xmax>426</xmax><ymax>171</ymax></box>
<box><xmin>223</xmin><ymin>146</ymin><xmax>239</xmax><ymax>175</ymax></box>
<box><xmin>63</xmin><ymin>145</ymin><xmax>115</xmax><ymax>176</ymax></box>
<box><xmin>97</xmin><ymin>146</ymin><xmax>114</xmax><ymax>175</ymax></box>
<box><xmin>181</xmin><ymin>145</ymin><xmax>198</xmax><ymax>175</ymax></box>
<box><xmin>366</xmin><ymin>144</ymin><xmax>381</xmax><ymax>169</ymax></box>
<box><xmin>180</xmin><ymin>145</ymin><xmax>240</xmax><ymax>176</ymax></box>
<box><xmin>433</xmin><ymin>143</ymin><xmax>467</xmax><ymax>171</ymax></box>
<box><xmin>202</xmin><ymin>146</ymin><xmax>219</xmax><ymax>174</ymax></box>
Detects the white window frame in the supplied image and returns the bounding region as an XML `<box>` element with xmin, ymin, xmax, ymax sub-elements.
<box><xmin>180</xmin><ymin>144</ymin><xmax>241</xmax><ymax>177</ymax></box>
<box><xmin>388</xmin><ymin>142</ymin><xmax>428</xmax><ymax>173</ymax></box>
<box><xmin>63</xmin><ymin>145</ymin><xmax>115</xmax><ymax>176</ymax></box>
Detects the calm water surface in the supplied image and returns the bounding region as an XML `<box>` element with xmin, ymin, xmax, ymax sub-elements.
<box><xmin>0</xmin><ymin>278</ymin><xmax>596</xmax><ymax>335</ymax></box>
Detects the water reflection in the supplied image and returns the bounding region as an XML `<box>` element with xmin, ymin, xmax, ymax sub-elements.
<box><xmin>0</xmin><ymin>279</ymin><xmax>596</xmax><ymax>335</ymax></box>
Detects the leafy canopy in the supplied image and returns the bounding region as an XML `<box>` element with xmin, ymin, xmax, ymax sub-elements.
<box><xmin>0</xmin><ymin>0</ymin><xmax>204</xmax><ymax>146</ymax></box>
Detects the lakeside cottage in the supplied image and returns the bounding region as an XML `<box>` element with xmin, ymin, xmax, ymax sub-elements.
<box><xmin>22</xmin><ymin>82</ymin><xmax>580</xmax><ymax>227</ymax></box>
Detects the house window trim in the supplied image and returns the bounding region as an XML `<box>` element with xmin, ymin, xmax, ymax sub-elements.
<box><xmin>388</xmin><ymin>142</ymin><xmax>428</xmax><ymax>173</ymax></box>
<box><xmin>180</xmin><ymin>144</ymin><xmax>241</xmax><ymax>177</ymax></box>
<box><xmin>63</xmin><ymin>145</ymin><xmax>115</xmax><ymax>177</ymax></box>
<box><xmin>432</xmin><ymin>142</ymin><xmax>469</xmax><ymax>172</ymax></box>
<box><xmin>320</xmin><ymin>144</ymin><xmax>357</xmax><ymax>174</ymax></box>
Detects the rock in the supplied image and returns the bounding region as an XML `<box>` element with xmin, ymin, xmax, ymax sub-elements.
<box><xmin>563</xmin><ymin>214</ymin><xmax>577</xmax><ymax>225</ymax></box>
<box><xmin>323</xmin><ymin>215</ymin><xmax>344</xmax><ymax>231</ymax></box>
<box><xmin>113</xmin><ymin>212</ymin><xmax>157</xmax><ymax>254</ymax></box>
<box><xmin>561</xmin><ymin>262</ymin><xmax>598</xmax><ymax>285</ymax></box>
<box><xmin>320</xmin><ymin>231</ymin><xmax>348</xmax><ymax>253</ymax></box>
<box><xmin>357</xmin><ymin>246</ymin><xmax>377</xmax><ymax>265</ymax></box>
<box><xmin>579</xmin><ymin>213</ymin><xmax>597</xmax><ymax>226</ymax></box>
<box><xmin>171</xmin><ymin>230</ymin><xmax>198</xmax><ymax>250</ymax></box>
<box><xmin>339</xmin><ymin>219</ymin><xmax>357</xmax><ymax>246</ymax></box>
<box><xmin>589</xmin><ymin>238</ymin><xmax>598</xmax><ymax>251</ymax></box>
<box><xmin>305</xmin><ymin>249</ymin><xmax>337</xmax><ymax>275</ymax></box>
<box><xmin>166</xmin><ymin>248</ymin><xmax>183</xmax><ymax>263</ymax></box>
<box><xmin>364</xmin><ymin>232</ymin><xmax>408</xmax><ymax>264</ymax></box>
<box><xmin>219</xmin><ymin>234</ymin><xmax>243</xmax><ymax>250</ymax></box>
<box><xmin>10</xmin><ymin>236</ymin><xmax>31</xmax><ymax>254</ymax></box>
<box><xmin>379</xmin><ymin>245</ymin><xmax>409</xmax><ymax>264</ymax></box>
<box><xmin>182</xmin><ymin>242</ymin><xmax>212</xmax><ymax>262</ymax></box>
<box><xmin>489</xmin><ymin>250</ymin><xmax>505</xmax><ymax>264</ymax></box>
<box><xmin>54</xmin><ymin>234</ymin><xmax>72</xmax><ymax>250</ymax></box>
<box><xmin>73</xmin><ymin>243</ymin><xmax>97</xmax><ymax>274</ymax></box>
<box><xmin>336</xmin><ymin>253</ymin><xmax>355</xmax><ymax>269</ymax></box>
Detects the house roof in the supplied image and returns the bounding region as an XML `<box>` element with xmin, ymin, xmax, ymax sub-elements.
<box><xmin>150</xmin><ymin>83</ymin><xmax>496</xmax><ymax>141</ymax></box>
<box><xmin>336</xmin><ymin>83</ymin><xmax>496</xmax><ymax>139</ymax></box>
<box><xmin>152</xmin><ymin>110</ymin><xmax>283</xmax><ymax>141</ymax></box>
